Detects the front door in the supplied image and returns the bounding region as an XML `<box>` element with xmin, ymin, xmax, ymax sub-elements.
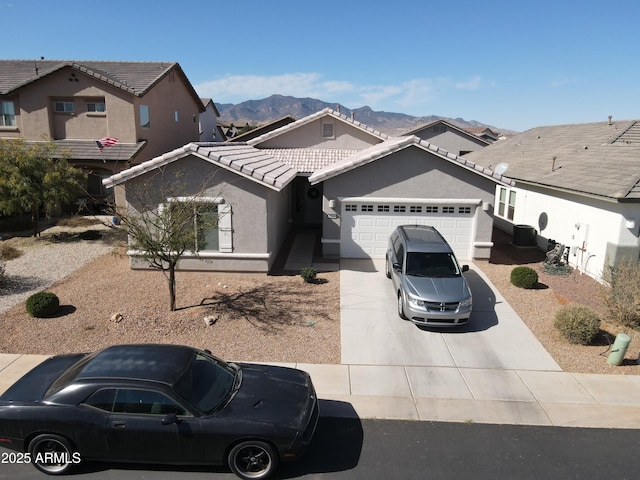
<box><xmin>292</xmin><ymin>177</ymin><xmax>323</xmax><ymax>227</ymax></box>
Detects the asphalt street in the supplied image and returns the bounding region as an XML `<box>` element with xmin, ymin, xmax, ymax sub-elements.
<box><xmin>2</xmin><ymin>416</ymin><xmax>638</xmax><ymax>480</ymax></box>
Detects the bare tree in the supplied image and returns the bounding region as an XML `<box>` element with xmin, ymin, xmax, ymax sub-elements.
<box><xmin>111</xmin><ymin>168</ymin><xmax>222</xmax><ymax>311</ymax></box>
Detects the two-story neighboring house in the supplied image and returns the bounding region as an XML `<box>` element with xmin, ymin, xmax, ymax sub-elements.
<box><xmin>0</xmin><ymin>59</ymin><xmax>204</xmax><ymax>208</ymax></box>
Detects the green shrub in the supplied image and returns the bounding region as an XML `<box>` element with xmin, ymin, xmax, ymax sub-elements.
<box><xmin>510</xmin><ymin>266</ymin><xmax>539</xmax><ymax>289</ymax></box>
<box><xmin>300</xmin><ymin>267</ymin><xmax>317</xmax><ymax>283</ymax></box>
<box><xmin>554</xmin><ymin>304</ymin><xmax>601</xmax><ymax>345</ymax></box>
<box><xmin>602</xmin><ymin>258</ymin><xmax>640</xmax><ymax>329</ymax></box>
<box><xmin>25</xmin><ymin>292</ymin><xmax>60</xmax><ymax>318</ymax></box>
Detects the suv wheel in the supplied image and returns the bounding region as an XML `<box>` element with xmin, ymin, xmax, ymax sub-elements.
<box><xmin>397</xmin><ymin>292</ymin><xmax>407</xmax><ymax>319</ymax></box>
<box><xmin>385</xmin><ymin>256</ymin><xmax>392</xmax><ymax>278</ymax></box>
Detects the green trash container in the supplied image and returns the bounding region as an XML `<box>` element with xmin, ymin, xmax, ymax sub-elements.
<box><xmin>607</xmin><ymin>333</ymin><xmax>631</xmax><ymax>366</ymax></box>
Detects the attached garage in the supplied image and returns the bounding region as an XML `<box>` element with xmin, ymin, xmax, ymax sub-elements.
<box><xmin>308</xmin><ymin>135</ymin><xmax>515</xmax><ymax>262</ymax></box>
<box><xmin>340</xmin><ymin>198</ymin><xmax>479</xmax><ymax>260</ymax></box>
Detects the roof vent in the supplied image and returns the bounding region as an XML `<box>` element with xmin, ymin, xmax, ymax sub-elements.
<box><xmin>608</xmin><ymin>115</ymin><xmax>613</xmax><ymax>125</ymax></box>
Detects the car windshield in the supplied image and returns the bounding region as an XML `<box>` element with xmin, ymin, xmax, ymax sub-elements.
<box><xmin>405</xmin><ymin>252</ymin><xmax>461</xmax><ymax>277</ymax></box>
<box><xmin>173</xmin><ymin>352</ymin><xmax>238</xmax><ymax>415</ymax></box>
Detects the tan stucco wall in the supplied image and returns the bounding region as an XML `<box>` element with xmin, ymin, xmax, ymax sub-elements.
<box><xmin>258</xmin><ymin>117</ymin><xmax>384</xmax><ymax>149</ymax></box>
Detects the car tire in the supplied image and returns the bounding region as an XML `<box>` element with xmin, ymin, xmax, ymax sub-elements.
<box><xmin>228</xmin><ymin>440</ymin><xmax>278</xmax><ymax>480</ymax></box>
<box><xmin>385</xmin><ymin>256</ymin><xmax>392</xmax><ymax>278</ymax></box>
<box><xmin>397</xmin><ymin>291</ymin><xmax>407</xmax><ymax>319</ymax></box>
<box><xmin>28</xmin><ymin>434</ymin><xmax>78</xmax><ymax>475</ymax></box>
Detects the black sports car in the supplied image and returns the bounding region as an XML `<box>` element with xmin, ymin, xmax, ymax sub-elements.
<box><xmin>0</xmin><ymin>344</ymin><xmax>319</xmax><ymax>479</ymax></box>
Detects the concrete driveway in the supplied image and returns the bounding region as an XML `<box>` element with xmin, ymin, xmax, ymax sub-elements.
<box><xmin>340</xmin><ymin>259</ymin><xmax>561</xmax><ymax>371</ymax></box>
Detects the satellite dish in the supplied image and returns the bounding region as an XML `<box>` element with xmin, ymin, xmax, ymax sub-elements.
<box><xmin>494</xmin><ymin>162</ymin><xmax>509</xmax><ymax>175</ymax></box>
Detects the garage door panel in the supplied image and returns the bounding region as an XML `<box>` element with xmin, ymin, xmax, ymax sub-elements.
<box><xmin>341</xmin><ymin>202</ymin><xmax>475</xmax><ymax>259</ymax></box>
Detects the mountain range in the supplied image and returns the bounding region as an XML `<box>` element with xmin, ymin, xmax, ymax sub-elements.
<box><xmin>215</xmin><ymin>94</ymin><xmax>509</xmax><ymax>135</ymax></box>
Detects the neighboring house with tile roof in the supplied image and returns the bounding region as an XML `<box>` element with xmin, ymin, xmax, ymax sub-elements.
<box><xmin>198</xmin><ymin>98</ymin><xmax>222</xmax><ymax>142</ymax></box>
<box><xmin>464</xmin><ymin>127</ymin><xmax>501</xmax><ymax>143</ymax></box>
<box><xmin>464</xmin><ymin>118</ymin><xmax>640</xmax><ymax>281</ymax></box>
<box><xmin>404</xmin><ymin>119</ymin><xmax>491</xmax><ymax>154</ymax></box>
<box><xmin>105</xmin><ymin>109</ymin><xmax>513</xmax><ymax>272</ymax></box>
<box><xmin>0</xmin><ymin>59</ymin><xmax>204</xmax><ymax>207</ymax></box>
<box><xmin>226</xmin><ymin>115</ymin><xmax>296</xmax><ymax>143</ymax></box>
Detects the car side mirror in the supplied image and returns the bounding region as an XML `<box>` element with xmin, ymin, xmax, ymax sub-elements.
<box><xmin>161</xmin><ymin>413</ymin><xmax>179</xmax><ymax>425</ymax></box>
<box><xmin>393</xmin><ymin>262</ymin><xmax>401</xmax><ymax>272</ymax></box>
<box><xmin>462</xmin><ymin>265</ymin><xmax>469</xmax><ymax>272</ymax></box>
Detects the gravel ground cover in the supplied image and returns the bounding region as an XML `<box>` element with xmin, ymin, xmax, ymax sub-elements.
<box><xmin>0</xmin><ymin>219</ymin><xmax>638</xmax><ymax>374</ymax></box>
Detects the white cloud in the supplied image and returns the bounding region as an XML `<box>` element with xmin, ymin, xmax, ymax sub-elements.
<box><xmin>195</xmin><ymin>72</ymin><xmax>490</xmax><ymax>113</ymax></box>
<box><xmin>195</xmin><ymin>73</ymin><xmax>356</xmax><ymax>102</ymax></box>
<box><xmin>455</xmin><ymin>75</ymin><xmax>483</xmax><ymax>90</ymax></box>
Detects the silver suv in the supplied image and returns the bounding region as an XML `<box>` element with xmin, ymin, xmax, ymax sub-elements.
<box><xmin>386</xmin><ymin>225</ymin><xmax>472</xmax><ymax>326</ymax></box>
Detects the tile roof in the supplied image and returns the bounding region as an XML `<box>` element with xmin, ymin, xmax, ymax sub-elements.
<box><xmin>0</xmin><ymin>60</ymin><xmax>204</xmax><ymax>110</ymax></box>
<box><xmin>308</xmin><ymin>135</ymin><xmax>513</xmax><ymax>186</ymax></box>
<box><xmin>103</xmin><ymin>143</ymin><xmax>297</xmax><ymax>191</ymax></box>
<box><xmin>463</xmin><ymin>119</ymin><xmax>640</xmax><ymax>200</ymax></box>
<box><xmin>246</xmin><ymin>108</ymin><xmax>390</xmax><ymax>146</ymax></box>
<box><xmin>38</xmin><ymin>139</ymin><xmax>146</xmax><ymax>162</ymax></box>
<box><xmin>227</xmin><ymin>116</ymin><xmax>297</xmax><ymax>143</ymax></box>
<box><xmin>268</xmin><ymin>148</ymin><xmax>360</xmax><ymax>173</ymax></box>
<box><xmin>404</xmin><ymin>119</ymin><xmax>491</xmax><ymax>145</ymax></box>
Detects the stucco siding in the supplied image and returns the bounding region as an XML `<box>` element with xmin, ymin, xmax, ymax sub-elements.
<box><xmin>3</xmin><ymin>67</ymin><xmax>137</xmax><ymax>142</ymax></box>
<box><xmin>497</xmin><ymin>184</ymin><xmax>640</xmax><ymax>280</ymax></box>
<box><xmin>124</xmin><ymin>155</ymin><xmax>275</xmax><ymax>272</ymax></box>
<box><xmin>258</xmin><ymin>117</ymin><xmax>383</xmax><ymax>149</ymax></box>
<box><xmin>132</xmin><ymin>73</ymin><xmax>201</xmax><ymax>162</ymax></box>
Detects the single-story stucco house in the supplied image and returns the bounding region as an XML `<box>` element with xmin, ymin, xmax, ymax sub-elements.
<box><xmin>103</xmin><ymin>109</ymin><xmax>513</xmax><ymax>272</ymax></box>
<box><xmin>464</xmin><ymin>117</ymin><xmax>640</xmax><ymax>282</ymax></box>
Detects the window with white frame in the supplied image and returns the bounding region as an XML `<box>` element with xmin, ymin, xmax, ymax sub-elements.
<box><xmin>497</xmin><ymin>187</ymin><xmax>516</xmax><ymax>221</ymax></box>
<box><xmin>54</xmin><ymin>101</ymin><xmax>74</xmax><ymax>113</ymax></box>
<box><xmin>87</xmin><ymin>102</ymin><xmax>106</xmax><ymax>112</ymax></box>
<box><xmin>0</xmin><ymin>100</ymin><xmax>16</xmax><ymax>126</ymax></box>
<box><xmin>166</xmin><ymin>198</ymin><xmax>232</xmax><ymax>253</ymax></box>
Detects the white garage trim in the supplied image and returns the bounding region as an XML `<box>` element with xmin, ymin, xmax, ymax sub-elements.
<box><xmin>338</xmin><ymin>197</ymin><xmax>482</xmax><ymax>206</ymax></box>
<box><xmin>339</xmin><ymin>198</ymin><xmax>480</xmax><ymax>260</ymax></box>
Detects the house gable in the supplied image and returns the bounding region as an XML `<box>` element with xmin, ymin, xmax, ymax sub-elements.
<box><xmin>308</xmin><ymin>135</ymin><xmax>513</xmax><ymax>187</ymax></box>
<box><xmin>247</xmin><ymin>108</ymin><xmax>389</xmax><ymax>149</ymax></box>
<box><xmin>404</xmin><ymin>119</ymin><xmax>490</xmax><ymax>155</ymax></box>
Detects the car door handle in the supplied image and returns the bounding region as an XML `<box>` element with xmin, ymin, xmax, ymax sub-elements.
<box><xmin>111</xmin><ymin>421</ymin><xmax>126</xmax><ymax>428</ymax></box>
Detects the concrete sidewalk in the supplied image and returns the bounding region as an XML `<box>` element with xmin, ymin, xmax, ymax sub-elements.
<box><xmin>1</xmin><ymin>354</ymin><xmax>640</xmax><ymax>429</ymax></box>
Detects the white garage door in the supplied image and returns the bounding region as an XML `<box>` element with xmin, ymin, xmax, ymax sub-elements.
<box><xmin>340</xmin><ymin>200</ymin><xmax>476</xmax><ymax>260</ymax></box>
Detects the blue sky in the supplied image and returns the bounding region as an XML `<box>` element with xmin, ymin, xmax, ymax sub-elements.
<box><xmin>2</xmin><ymin>0</ymin><xmax>639</xmax><ymax>131</ymax></box>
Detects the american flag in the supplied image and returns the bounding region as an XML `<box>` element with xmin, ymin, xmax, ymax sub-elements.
<box><xmin>96</xmin><ymin>137</ymin><xmax>119</xmax><ymax>152</ymax></box>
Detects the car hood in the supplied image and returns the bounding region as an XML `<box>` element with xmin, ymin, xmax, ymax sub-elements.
<box><xmin>0</xmin><ymin>354</ymin><xmax>85</xmax><ymax>404</ymax></box>
<box><xmin>404</xmin><ymin>275</ymin><xmax>470</xmax><ymax>302</ymax></box>
<box><xmin>217</xmin><ymin>363</ymin><xmax>316</xmax><ymax>430</ymax></box>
